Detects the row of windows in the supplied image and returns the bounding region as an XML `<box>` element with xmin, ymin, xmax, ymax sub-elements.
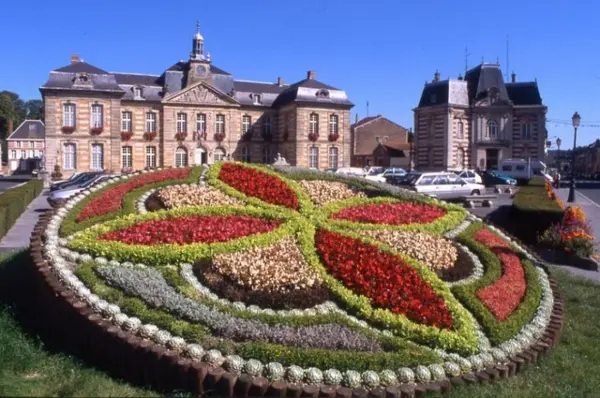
<box><xmin>63</xmin><ymin>104</ymin><xmax>158</xmax><ymax>132</ymax></box>
<box><xmin>309</xmin><ymin>114</ymin><xmax>339</xmax><ymax>135</ymax></box>
<box><xmin>12</xmin><ymin>141</ymin><xmax>43</xmax><ymax>148</ymax></box>
<box><xmin>9</xmin><ymin>150</ymin><xmax>44</xmax><ymax>160</ymax></box>
<box><xmin>120</xmin><ymin>111</ymin><xmax>157</xmax><ymax>132</ymax></box>
<box><xmin>454</xmin><ymin>120</ymin><xmax>534</xmax><ymax>140</ymax></box>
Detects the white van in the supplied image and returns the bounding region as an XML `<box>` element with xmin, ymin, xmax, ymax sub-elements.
<box><xmin>499</xmin><ymin>159</ymin><xmax>547</xmax><ymax>181</ymax></box>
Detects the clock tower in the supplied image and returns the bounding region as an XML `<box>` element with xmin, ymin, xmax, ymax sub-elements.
<box><xmin>187</xmin><ymin>21</ymin><xmax>212</xmax><ymax>87</ymax></box>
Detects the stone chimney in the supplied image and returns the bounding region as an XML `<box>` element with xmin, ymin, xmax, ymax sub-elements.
<box><xmin>277</xmin><ymin>76</ymin><xmax>284</xmax><ymax>87</ymax></box>
<box><xmin>7</xmin><ymin>119</ymin><xmax>13</xmax><ymax>136</ymax></box>
<box><xmin>511</xmin><ymin>72</ymin><xmax>516</xmax><ymax>83</ymax></box>
<box><xmin>433</xmin><ymin>70</ymin><xmax>440</xmax><ymax>83</ymax></box>
<box><xmin>71</xmin><ymin>53</ymin><xmax>80</xmax><ymax>64</ymax></box>
<box><xmin>307</xmin><ymin>70</ymin><xmax>316</xmax><ymax>80</ymax></box>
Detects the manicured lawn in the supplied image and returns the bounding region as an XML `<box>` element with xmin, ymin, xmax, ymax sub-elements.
<box><xmin>1</xmin><ymin>250</ymin><xmax>600</xmax><ymax>397</ymax></box>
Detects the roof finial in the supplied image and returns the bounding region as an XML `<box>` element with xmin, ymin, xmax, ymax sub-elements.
<box><xmin>196</xmin><ymin>20</ymin><xmax>200</xmax><ymax>34</ymax></box>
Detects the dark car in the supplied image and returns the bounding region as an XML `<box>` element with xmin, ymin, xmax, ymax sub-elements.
<box><xmin>50</xmin><ymin>172</ymin><xmax>101</xmax><ymax>192</ymax></box>
<box><xmin>482</xmin><ymin>170</ymin><xmax>517</xmax><ymax>186</ymax></box>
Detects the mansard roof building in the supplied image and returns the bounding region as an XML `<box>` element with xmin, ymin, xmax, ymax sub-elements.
<box><xmin>413</xmin><ymin>63</ymin><xmax>547</xmax><ymax>171</ymax></box>
<box><xmin>40</xmin><ymin>24</ymin><xmax>354</xmax><ymax>176</ymax></box>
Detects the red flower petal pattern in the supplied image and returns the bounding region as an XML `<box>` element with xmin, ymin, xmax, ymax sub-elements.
<box><xmin>77</xmin><ymin>169</ymin><xmax>191</xmax><ymax>222</ymax></box>
<box><xmin>474</xmin><ymin>229</ymin><xmax>526</xmax><ymax>321</ymax></box>
<box><xmin>330</xmin><ymin>202</ymin><xmax>446</xmax><ymax>225</ymax></box>
<box><xmin>218</xmin><ymin>163</ymin><xmax>299</xmax><ymax>210</ymax></box>
<box><xmin>315</xmin><ymin>229</ymin><xmax>453</xmax><ymax>329</ymax></box>
<box><xmin>99</xmin><ymin>215</ymin><xmax>282</xmax><ymax>245</ymax></box>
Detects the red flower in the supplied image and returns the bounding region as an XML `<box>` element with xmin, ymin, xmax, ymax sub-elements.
<box><xmin>473</xmin><ymin>229</ymin><xmax>526</xmax><ymax>321</ymax></box>
<box><xmin>219</xmin><ymin>163</ymin><xmax>299</xmax><ymax>210</ymax></box>
<box><xmin>99</xmin><ymin>215</ymin><xmax>282</xmax><ymax>245</ymax></box>
<box><xmin>331</xmin><ymin>202</ymin><xmax>446</xmax><ymax>225</ymax></box>
<box><xmin>76</xmin><ymin>169</ymin><xmax>191</xmax><ymax>222</ymax></box>
<box><xmin>315</xmin><ymin>229</ymin><xmax>453</xmax><ymax>329</ymax></box>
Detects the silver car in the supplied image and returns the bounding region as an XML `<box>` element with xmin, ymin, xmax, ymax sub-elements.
<box><xmin>47</xmin><ymin>174</ymin><xmax>117</xmax><ymax>206</ymax></box>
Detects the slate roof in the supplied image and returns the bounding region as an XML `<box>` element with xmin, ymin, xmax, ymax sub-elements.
<box><xmin>54</xmin><ymin>62</ymin><xmax>108</xmax><ymax>74</ymax></box>
<box><xmin>7</xmin><ymin>120</ymin><xmax>45</xmax><ymax>140</ymax></box>
<box><xmin>271</xmin><ymin>78</ymin><xmax>351</xmax><ymax>108</ymax></box>
<box><xmin>113</xmin><ymin>73</ymin><xmax>162</xmax><ymax>86</ymax></box>
<box><xmin>166</xmin><ymin>61</ymin><xmax>231</xmax><ymax>76</ymax></box>
<box><xmin>417</xmin><ymin>64</ymin><xmax>544</xmax><ymax>108</ymax></box>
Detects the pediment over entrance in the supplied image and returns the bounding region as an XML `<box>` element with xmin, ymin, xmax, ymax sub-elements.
<box><xmin>163</xmin><ymin>82</ymin><xmax>239</xmax><ymax>107</ymax></box>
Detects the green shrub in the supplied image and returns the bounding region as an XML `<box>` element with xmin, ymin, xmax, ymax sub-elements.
<box><xmin>0</xmin><ymin>180</ymin><xmax>43</xmax><ymax>239</ymax></box>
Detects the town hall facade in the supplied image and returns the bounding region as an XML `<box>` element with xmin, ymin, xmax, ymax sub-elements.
<box><xmin>40</xmin><ymin>24</ymin><xmax>354</xmax><ymax>177</ymax></box>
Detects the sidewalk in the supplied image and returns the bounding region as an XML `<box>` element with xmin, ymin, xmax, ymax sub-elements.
<box><xmin>555</xmin><ymin>188</ymin><xmax>600</xmax><ymax>241</ymax></box>
<box><xmin>0</xmin><ymin>190</ymin><xmax>51</xmax><ymax>253</ymax></box>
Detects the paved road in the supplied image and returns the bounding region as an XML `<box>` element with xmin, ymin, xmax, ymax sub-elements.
<box><xmin>577</xmin><ymin>185</ymin><xmax>600</xmax><ymax>206</ymax></box>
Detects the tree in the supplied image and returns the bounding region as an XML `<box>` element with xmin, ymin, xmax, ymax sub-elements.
<box><xmin>0</xmin><ymin>92</ymin><xmax>17</xmax><ymax>139</ymax></box>
<box><xmin>25</xmin><ymin>99</ymin><xmax>44</xmax><ymax>121</ymax></box>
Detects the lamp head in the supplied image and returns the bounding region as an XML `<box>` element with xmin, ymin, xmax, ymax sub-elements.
<box><xmin>572</xmin><ymin>112</ymin><xmax>581</xmax><ymax>128</ymax></box>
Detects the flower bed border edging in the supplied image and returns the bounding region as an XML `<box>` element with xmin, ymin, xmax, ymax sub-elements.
<box><xmin>29</xmin><ymin>209</ymin><xmax>565</xmax><ymax>396</ymax></box>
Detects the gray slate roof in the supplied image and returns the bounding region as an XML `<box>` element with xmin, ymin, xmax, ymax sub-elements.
<box><xmin>8</xmin><ymin>120</ymin><xmax>45</xmax><ymax>140</ymax></box>
<box><xmin>417</xmin><ymin>63</ymin><xmax>543</xmax><ymax>108</ymax></box>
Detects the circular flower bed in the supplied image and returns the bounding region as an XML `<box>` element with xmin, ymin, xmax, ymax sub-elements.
<box><xmin>33</xmin><ymin>162</ymin><xmax>564</xmax><ymax>396</ymax></box>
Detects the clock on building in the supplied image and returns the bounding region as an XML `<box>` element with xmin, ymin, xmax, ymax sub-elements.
<box><xmin>195</xmin><ymin>65</ymin><xmax>208</xmax><ymax>77</ymax></box>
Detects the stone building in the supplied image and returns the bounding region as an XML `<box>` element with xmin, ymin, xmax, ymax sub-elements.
<box><xmin>40</xmin><ymin>24</ymin><xmax>353</xmax><ymax>177</ymax></box>
<box><xmin>7</xmin><ymin>120</ymin><xmax>45</xmax><ymax>173</ymax></box>
<box><xmin>413</xmin><ymin>64</ymin><xmax>547</xmax><ymax>171</ymax></box>
<box><xmin>350</xmin><ymin>115</ymin><xmax>411</xmax><ymax>168</ymax></box>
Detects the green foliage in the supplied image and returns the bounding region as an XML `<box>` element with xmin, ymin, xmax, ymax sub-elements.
<box><xmin>0</xmin><ymin>180</ymin><xmax>43</xmax><ymax>239</ymax></box>
<box><xmin>452</xmin><ymin>223</ymin><xmax>543</xmax><ymax>344</ymax></box>
<box><xmin>76</xmin><ymin>263</ymin><xmax>442</xmax><ymax>371</ymax></box>
<box><xmin>60</xmin><ymin>167</ymin><xmax>203</xmax><ymax>236</ymax></box>
<box><xmin>512</xmin><ymin>178</ymin><xmax>563</xmax><ymax>213</ymax></box>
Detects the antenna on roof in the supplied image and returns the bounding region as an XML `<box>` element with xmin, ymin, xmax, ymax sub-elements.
<box><xmin>366</xmin><ymin>101</ymin><xmax>370</xmax><ymax>117</ymax></box>
<box><xmin>506</xmin><ymin>35</ymin><xmax>510</xmax><ymax>81</ymax></box>
<box><xmin>464</xmin><ymin>46</ymin><xmax>470</xmax><ymax>74</ymax></box>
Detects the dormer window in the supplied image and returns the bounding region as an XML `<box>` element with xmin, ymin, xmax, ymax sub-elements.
<box><xmin>252</xmin><ymin>94</ymin><xmax>262</xmax><ymax>105</ymax></box>
<box><xmin>73</xmin><ymin>73</ymin><xmax>92</xmax><ymax>87</ymax></box>
<box><xmin>134</xmin><ymin>86</ymin><xmax>143</xmax><ymax>99</ymax></box>
<box><xmin>316</xmin><ymin>89</ymin><xmax>330</xmax><ymax>98</ymax></box>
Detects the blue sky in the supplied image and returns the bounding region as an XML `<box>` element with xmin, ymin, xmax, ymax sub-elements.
<box><xmin>1</xmin><ymin>0</ymin><xmax>599</xmax><ymax>146</ymax></box>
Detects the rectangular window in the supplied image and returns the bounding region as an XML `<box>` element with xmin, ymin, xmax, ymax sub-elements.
<box><xmin>34</xmin><ymin>141</ymin><xmax>42</xmax><ymax>148</ymax></box>
<box><xmin>176</xmin><ymin>113</ymin><xmax>187</xmax><ymax>133</ymax></box>
<box><xmin>16</xmin><ymin>141</ymin><xmax>22</xmax><ymax>148</ymax></box>
<box><xmin>309</xmin><ymin>113</ymin><xmax>319</xmax><ymax>135</ymax></box>
<box><xmin>63</xmin><ymin>103</ymin><xmax>76</xmax><ymax>127</ymax></box>
<box><xmin>91</xmin><ymin>104</ymin><xmax>103</xmax><ymax>128</ymax></box>
<box><xmin>329</xmin><ymin>115</ymin><xmax>339</xmax><ymax>135</ymax></box>
<box><xmin>242</xmin><ymin>147</ymin><xmax>251</xmax><ymax>162</ymax></box>
<box><xmin>122</xmin><ymin>111</ymin><xmax>132</xmax><ymax>132</ymax></box>
<box><xmin>521</xmin><ymin>123</ymin><xmax>532</xmax><ymax>139</ymax></box>
<box><xmin>253</xmin><ymin>94</ymin><xmax>262</xmax><ymax>105</ymax></box>
<box><xmin>29</xmin><ymin>141</ymin><xmax>34</xmax><ymax>148</ymax></box>
<box><xmin>196</xmin><ymin>113</ymin><xmax>206</xmax><ymax>132</ymax></box>
<box><xmin>27</xmin><ymin>150</ymin><xmax>33</xmax><ymax>158</ymax></box>
<box><xmin>216</xmin><ymin>114</ymin><xmax>225</xmax><ymax>134</ymax></box>
<box><xmin>146</xmin><ymin>112</ymin><xmax>156</xmax><ymax>133</ymax></box>
<box><xmin>91</xmin><ymin>144</ymin><xmax>104</xmax><ymax>170</ymax></box>
<box><xmin>328</xmin><ymin>147</ymin><xmax>338</xmax><ymax>169</ymax></box>
<box><xmin>242</xmin><ymin>115</ymin><xmax>251</xmax><ymax>134</ymax></box>
<box><xmin>146</xmin><ymin>146</ymin><xmax>156</xmax><ymax>168</ymax></box>
<box><xmin>175</xmin><ymin>147</ymin><xmax>188</xmax><ymax>167</ymax></box>
<box><xmin>122</xmin><ymin>146</ymin><xmax>133</xmax><ymax>168</ymax></box>
<box><xmin>34</xmin><ymin>150</ymin><xmax>40</xmax><ymax>157</ymax></box>
<box><xmin>63</xmin><ymin>143</ymin><xmax>76</xmax><ymax>170</ymax></box>
<box><xmin>10</xmin><ymin>150</ymin><xmax>15</xmax><ymax>160</ymax></box>
<box><xmin>309</xmin><ymin>146</ymin><xmax>319</xmax><ymax>169</ymax></box>
<box><xmin>262</xmin><ymin>116</ymin><xmax>271</xmax><ymax>135</ymax></box>
<box><xmin>20</xmin><ymin>150</ymin><xmax>26</xmax><ymax>159</ymax></box>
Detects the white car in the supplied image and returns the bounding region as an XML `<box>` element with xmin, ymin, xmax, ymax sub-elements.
<box><xmin>365</xmin><ymin>168</ymin><xmax>407</xmax><ymax>183</ymax></box>
<box><xmin>335</xmin><ymin>167</ymin><xmax>366</xmax><ymax>177</ymax></box>
<box><xmin>407</xmin><ymin>172</ymin><xmax>485</xmax><ymax>200</ymax></box>
<box><xmin>449</xmin><ymin>169</ymin><xmax>483</xmax><ymax>184</ymax></box>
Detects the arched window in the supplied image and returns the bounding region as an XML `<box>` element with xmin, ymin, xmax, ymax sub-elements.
<box><xmin>457</xmin><ymin>148</ymin><xmax>465</xmax><ymax>168</ymax></box>
<box><xmin>309</xmin><ymin>113</ymin><xmax>319</xmax><ymax>135</ymax></box>
<box><xmin>486</xmin><ymin>120</ymin><xmax>498</xmax><ymax>139</ymax></box>
<box><xmin>214</xmin><ymin>147</ymin><xmax>226</xmax><ymax>162</ymax></box>
<box><xmin>175</xmin><ymin>147</ymin><xmax>188</xmax><ymax>167</ymax></box>
<box><xmin>328</xmin><ymin>147</ymin><xmax>338</xmax><ymax>170</ymax></box>
<box><xmin>457</xmin><ymin>121</ymin><xmax>464</xmax><ymax>139</ymax></box>
<box><xmin>309</xmin><ymin>146</ymin><xmax>319</xmax><ymax>169</ymax></box>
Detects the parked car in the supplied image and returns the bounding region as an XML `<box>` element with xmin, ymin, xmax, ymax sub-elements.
<box><xmin>481</xmin><ymin>170</ymin><xmax>517</xmax><ymax>186</ymax></box>
<box><xmin>448</xmin><ymin>169</ymin><xmax>483</xmax><ymax>184</ymax></box>
<box><xmin>404</xmin><ymin>172</ymin><xmax>485</xmax><ymax>200</ymax></box>
<box><xmin>48</xmin><ymin>174</ymin><xmax>116</xmax><ymax>206</ymax></box>
<box><xmin>50</xmin><ymin>172</ymin><xmax>101</xmax><ymax>192</ymax></box>
<box><xmin>335</xmin><ymin>167</ymin><xmax>366</xmax><ymax>177</ymax></box>
<box><xmin>363</xmin><ymin>167</ymin><xmax>407</xmax><ymax>184</ymax></box>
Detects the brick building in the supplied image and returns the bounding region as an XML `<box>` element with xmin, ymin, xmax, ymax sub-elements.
<box><xmin>350</xmin><ymin>115</ymin><xmax>411</xmax><ymax>168</ymax></box>
<box><xmin>40</xmin><ymin>24</ymin><xmax>354</xmax><ymax>177</ymax></box>
<box><xmin>413</xmin><ymin>64</ymin><xmax>547</xmax><ymax>171</ymax></box>
<box><xmin>7</xmin><ymin>120</ymin><xmax>45</xmax><ymax>173</ymax></box>
<box><xmin>574</xmin><ymin>139</ymin><xmax>600</xmax><ymax>175</ymax></box>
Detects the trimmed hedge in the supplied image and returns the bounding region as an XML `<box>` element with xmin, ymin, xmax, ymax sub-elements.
<box><xmin>510</xmin><ymin>177</ymin><xmax>564</xmax><ymax>244</ymax></box>
<box><xmin>0</xmin><ymin>180</ymin><xmax>43</xmax><ymax>239</ymax></box>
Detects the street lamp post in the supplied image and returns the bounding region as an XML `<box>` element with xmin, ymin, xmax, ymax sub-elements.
<box><xmin>567</xmin><ymin>112</ymin><xmax>581</xmax><ymax>203</ymax></box>
<box><xmin>556</xmin><ymin>137</ymin><xmax>561</xmax><ymax>171</ymax></box>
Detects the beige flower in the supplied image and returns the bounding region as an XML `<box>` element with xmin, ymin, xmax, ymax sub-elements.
<box><xmin>298</xmin><ymin>180</ymin><xmax>365</xmax><ymax>206</ymax></box>
<box><xmin>212</xmin><ymin>237</ymin><xmax>320</xmax><ymax>293</ymax></box>
<box><xmin>363</xmin><ymin>230</ymin><xmax>458</xmax><ymax>271</ymax></box>
<box><xmin>157</xmin><ymin>185</ymin><xmax>244</xmax><ymax>209</ymax></box>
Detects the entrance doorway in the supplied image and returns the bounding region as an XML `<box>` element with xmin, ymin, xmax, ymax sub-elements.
<box><xmin>195</xmin><ymin>147</ymin><xmax>207</xmax><ymax>165</ymax></box>
<box><xmin>485</xmin><ymin>149</ymin><xmax>499</xmax><ymax>170</ymax></box>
